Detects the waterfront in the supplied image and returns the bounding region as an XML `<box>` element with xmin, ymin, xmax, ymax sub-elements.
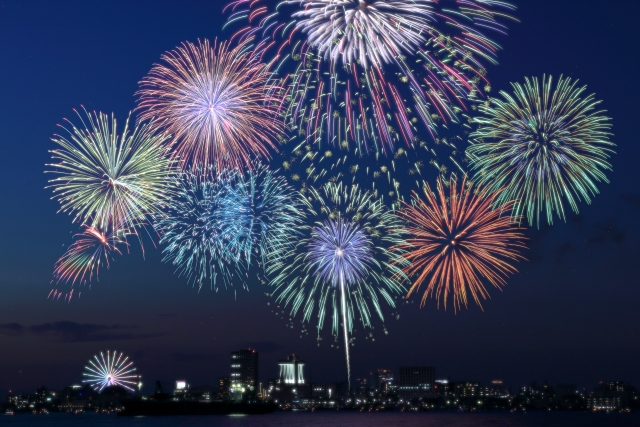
<box><xmin>2</xmin><ymin>412</ymin><xmax>640</xmax><ymax>427</ymax></box>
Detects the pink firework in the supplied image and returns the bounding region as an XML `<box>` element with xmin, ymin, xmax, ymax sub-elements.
<box><xmin>136</xmin><ymin>39</ymin><xmax>284</xmax><ymax>171</ymax></box>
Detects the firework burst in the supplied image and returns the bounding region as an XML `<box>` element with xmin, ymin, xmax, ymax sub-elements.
<box><xmin>396</xmin><ymin>175</ymin><xmax>526</xmax><ymax>311</ymax></box>
<box><xmin>467</xmin><ymin>75</ymin><xmax>615</xmax><ymax>226</ymax></box>
<box><xmin>136</xmin><ymin>38</ymin><xmax>284</xmax><ymax>171</ymax></box>
<box><xmin>156</xmin><ymin>166</ymin><xmax>306</xmax><ymax>291</ymax></box>
<box><xmin>155</xmin><ymin>169</ymin><xmax>240</xmax><ymax>291</ymax></box>
<box><xmin>225</xmin><ymin>0</ymin><xmax>516</xmax><ymax>156</ymax></box>
<box><xmin>83</xmin><ymin>350</ymin><xmax>138</xmax><ymax>392</ymax></box>
<box><xmin>269</xmin><ymin>182</ymin><xmax>407</xmax><ymax>389</ymax></box>
<box><xmin>221</xmin><ymin>164</ymin><xmax>307</xmax><ymax>268</ymax></box>
<box><xmin>46</xmin><ymin>108</ymin><xmax>176</xmax><ymax>232</ymax></box>
<box><xmin>53</xmin><ymin>225</ymin><xmax>129</xmax><ymax>287</ymax></box>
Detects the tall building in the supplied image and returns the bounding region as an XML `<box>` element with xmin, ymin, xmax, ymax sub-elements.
<box><xmin>398</xmin><ymin>367</ymin><xmax>435</xmax><ymax>400</ymax></box>
<box><xmin>370</xmin><ymin>368</ymin><xmax>394</xmax><ymax>392</ymax></box>
<box><xmin>230</xmin><ymin>349</ymin><xmax>258</xmax><ymax>398</ymax></box>
<box><xmin>278</xmin><ymin>354</ymin><xmax>305</xmax><ymax>386</ymax></box>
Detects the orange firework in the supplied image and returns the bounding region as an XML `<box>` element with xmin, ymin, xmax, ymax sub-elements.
<box><xmin>396</xmin><ymin>175</ymin><xmax>527</xmax><ymax>311</ymax></box>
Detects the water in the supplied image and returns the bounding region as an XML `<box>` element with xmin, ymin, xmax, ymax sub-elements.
<box><xmin>2</xmin><ymin>412</ymin><xmax>639</xmax><ymax>427</ymax></box>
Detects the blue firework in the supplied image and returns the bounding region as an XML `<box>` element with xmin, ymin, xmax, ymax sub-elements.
<box><xmin>155</xmin><ymin>170</ymin><xmax>241</xmax><ymax>290</ymax></box>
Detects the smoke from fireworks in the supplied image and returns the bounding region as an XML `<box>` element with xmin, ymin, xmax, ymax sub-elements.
<box><xmin>136</xmin><ymin>38</ymin><xmax>284</xmax><ymax>171</ymax></box>
<box><xmin>396</xmin><ymin>175</ymin><xmax>526</xmax><ymax>311</ymax></box>
<box><xmin>467</xmin><ymin>75</ymin><xmax>615</xmax><ymax>226</ymax></box>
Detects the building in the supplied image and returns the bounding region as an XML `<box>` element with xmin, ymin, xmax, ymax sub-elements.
<box><xmin>370</xmin><ymin>369</ymin><xmax>394</xmax><ymax>393</ymax></box>
<box><xmin>218</xmin><ymin>377</ymin><xmax>232</xmax><ymax>396</ymax></box>
<box><xmin>398</xmin><ymin>367</ymin><xmax>435</xmax><ymax>400</ymax></box>
<box><xmin>230</xmin><ymin>349</ymin><xmax>259</xmax><ymax>399</ymax></box>
<box><xmin>273</xmin><ymin>354</ymin><xmax>307</xmax><ymax>400</ymax></box>
<box><xmin>279</xmin><ymin>354</ymin><xmax>305</xmax><ymax>386</ymax></box>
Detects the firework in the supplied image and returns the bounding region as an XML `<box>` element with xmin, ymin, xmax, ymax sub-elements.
<box><xmin>221</xmin><ymin>164</ymin><xmax>307</xmax><ymax>268</ymax></box>
<box><xmin>53</xmin><ymin>225</ymin><xmax>129</xmax><ymax>287</ymax></box>
<box><xmin>269</xmin><ymin>182</ymin><xmax>407</xmax><ymax>389</ymax></box>
<box><xmin>396</xmin><ymin>175</ymin><xmax>526</xmax><ymax>311</ymax></box>
<box><xmin>46</xmin><ymin>108</ymin><xmax>176</xmax><ymax>232</ymax></box>
<box><xmin>136</xmin><ymin>38</ymin><xmax>284</xmax><ymax>171</ymax></box>
<box><xmin>225</xmin><ymin>0</ymin><xmax>516</xmax><ymax>156</ymax></box>
<box><xmin>467</xmin><ymin>75</ymin><xmax>615</xmax><ymax>226</ymax></box>
<box><xmin>83</xmin><ymin>350</ymin><xmax>138</xmax><ymax>392</ymax></box>
<box><xmin>155</xmin><ymin>169</ymin><xmax>240</xmax><ymax>290</ymax></box>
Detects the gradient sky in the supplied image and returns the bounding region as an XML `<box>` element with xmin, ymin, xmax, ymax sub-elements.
<box><xmin>1</xmin><ymin>0</ymin><xmax>639</xmax><ymax>396</ymax></box>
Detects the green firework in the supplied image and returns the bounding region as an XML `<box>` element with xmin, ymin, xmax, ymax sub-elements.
<box><xmin>467</xmin><ymin>75</ymin><xmax>615</xmax><ymax>226</ymax></box>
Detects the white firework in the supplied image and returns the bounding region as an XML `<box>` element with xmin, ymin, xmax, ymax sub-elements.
<box><xmin>83</xmin><ymin>350</ymin><xmax>138</xmax><ymax>392</ymax></box>
<box><xmin>289</xmin><ymin>0</ymin><xmax>437</xmax><ymax>68</ymax></box>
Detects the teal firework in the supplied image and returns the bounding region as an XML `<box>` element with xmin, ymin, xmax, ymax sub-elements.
<box><xmin>156</xmin><ymin>166</ymin><xmax>306</xmax><ymax>291</ymax></box>
<box><xmin>222</xmin><ymin>165</ymin><xmax>307</xmax><ymax>269</ymax></box>
<box><xmin>268</xmin><ymin>182</ymin><xmax>408</xmax><ymax>388</ymax></box>
<box><xmin>467</xmin><ymin>76</ymin><xmax>615</xmax><ymax>226</ymax></box>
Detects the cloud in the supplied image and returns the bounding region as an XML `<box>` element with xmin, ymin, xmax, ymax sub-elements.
<box><xmin>236</xmin><ymin>341</ymin><xmax>285</xmax><ymax>354</ymax></box>
<box><xmin>0</xmin><ymin>323</ymin><xmax>24</xmax><ymax>336</ymax></box>
<box><xmin>29</xmin><ymin>321</ymin><xmax>164</xmax><ymax>342</ymax></box>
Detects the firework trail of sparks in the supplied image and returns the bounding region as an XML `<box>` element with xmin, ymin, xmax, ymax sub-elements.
<box><xmin>49</xmin><ymin>225</ymin><xmax>130</xmax><ymax>302</ymax></box>
<box><xmin>46</xmin><ymin>108</ymin><xmax>176</xmax><ymax>234</ymax></box>
<box><xmin>136</xmin><ymin>38</ymin><xmax>285</xmax><ymax>171</ymax></box>
<box><xmin>467</xmin><ymin>75</ymin><xmax>615</xmax><ymax>227</ymax></box>
<box><xmin>395</xmin><ymin>174</ymin><xmax>527</xmax><ymax>311</ymax></box>
<box><xmin>269</xmin><ymin>182</ymin><xmax>408</xmax><ymax>390</ymax></box>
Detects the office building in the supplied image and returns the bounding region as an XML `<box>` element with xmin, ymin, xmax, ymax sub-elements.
<box><xmin>278</xmin><ymin>354</ymin><xmax>305</xmax><ymax>386</ymax></box>
<box><xmin>398</xmin><ymin>366</ymin><xmax>435</xmax><ymax>400</ymax></box>
<box><xmin>231</xmin><ymin>349</ymin><xmax>258</xmax><ymax>397</ymax></box>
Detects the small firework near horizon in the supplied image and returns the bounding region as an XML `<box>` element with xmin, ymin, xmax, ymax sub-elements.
<box><xmin>83</xmin><ymin>350</ymin><xmax>138</xmax><ymax>392</ymax></box>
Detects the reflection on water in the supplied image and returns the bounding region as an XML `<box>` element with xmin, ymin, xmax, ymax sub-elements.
<box><xmin>1</xmin><ymin>412</ymin><xmax>639</xmax><ymax>427</ymax></box>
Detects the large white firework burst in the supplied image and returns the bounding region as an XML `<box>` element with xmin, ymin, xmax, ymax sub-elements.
<box><xmin>290</xmin><ymin>0</ymin><xmax>436</xmax><ymax>68</ymax></box>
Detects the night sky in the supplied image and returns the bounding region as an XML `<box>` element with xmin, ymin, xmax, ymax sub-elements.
<box><xmin>1</xmin><ymin>0</ymin><xmax>639</xmax><ymax>395</ymax></box>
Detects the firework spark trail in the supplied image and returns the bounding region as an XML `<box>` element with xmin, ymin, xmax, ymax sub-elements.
<box><xmin>46</xmin><ymin>108</ymin><xmax>176</xmax><ymax>233</ymax></box>
<box><xmin>396</xmin><ymin>175</ymin><xmax>527</xmax><ymax>311</ymax></box>
<box><xmin>52</xmin><ymin>225</ymin><xmax>129</xmax><ymax>289</ymax></box>
<box><xmin>467</xmin><ymin>75</ymin><xmax>615</xmax><ymax>227</ymax></box>
<box><xmin>136</xmin><ymin>38</ymin><xmax>285</xmax><ymax>172</ymax></box>
<box><xmin>269</xmin><ymin>182</ymin><xmax>408</xmax><ymax>389</ymax></box>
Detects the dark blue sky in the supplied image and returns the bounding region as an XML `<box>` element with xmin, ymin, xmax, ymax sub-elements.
<box><xmin>1</xmin><ymin>0</ymin><xmax>639</xmax><ymax>394</ymax></box>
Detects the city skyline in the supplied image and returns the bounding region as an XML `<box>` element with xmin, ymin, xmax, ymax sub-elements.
<box><xmin>1</xmin><ymin>0</ymin><xmax>639</xmax><ymax>401</ymax></box>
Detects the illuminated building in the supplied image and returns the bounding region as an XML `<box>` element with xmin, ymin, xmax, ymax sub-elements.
<box><xmin>398</xmin><ymin>367</ymin><xmax>435</xmax><ymax>400</ymax></box>
<box><xmin>230</xmin><ymin>349</ymin><xmax>258</xmax><ymax>398</ymax></box>
<box><xmin>370</xmin><ymin>368</ymin><xmax>394</xmax><ymax>392</ymax></box>
<box><xmin>173</xmin><ymin>380</ymin><xmax>188</xmax><ymax>399</ymax></box>
<box><xmin>278</xmin><ymin>354</ymin><xmax>305</xmax><ymax>386</ymax></box>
